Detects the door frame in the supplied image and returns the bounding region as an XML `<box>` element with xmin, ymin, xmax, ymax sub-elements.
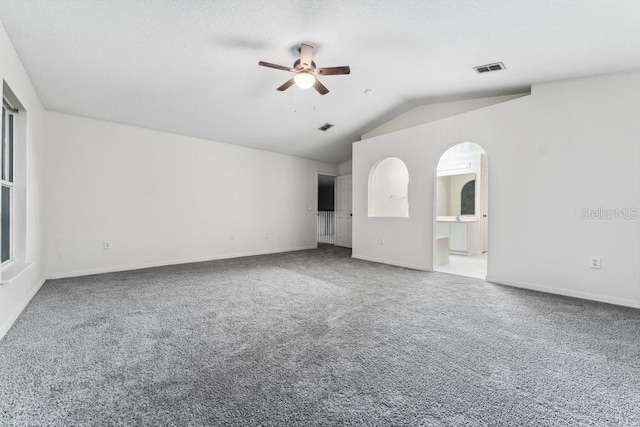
<box><xmin>316</xmin><ymin>173</ymin><xmax>337</xmax><ymax>248</ymax></box>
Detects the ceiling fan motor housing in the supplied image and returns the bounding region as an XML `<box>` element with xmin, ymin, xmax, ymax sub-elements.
<box><xmin>293</xmin><ymin>59</ymin><xmax>316</xmax><ymax>72</ymax></box>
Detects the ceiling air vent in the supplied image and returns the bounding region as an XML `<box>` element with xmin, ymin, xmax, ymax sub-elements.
<box><xmin>473</xmin><ymin>62</ymin><xmax>506</xmax><ymax>74</ymax></box>
<box><xmin>318</xmin><ymin>123</ymin><xmax>334</xmax><ymax>131</ymax></box>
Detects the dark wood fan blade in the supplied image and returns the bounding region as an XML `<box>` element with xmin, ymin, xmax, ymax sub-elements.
<box><xmin>277</xmin><ymin>77</ymin><xmax>296</xmax><ymax>91</ymax></box>
<box><xmin>315</xmin><ymin>66</ymin><xmax>351</xmax><ymax>76</ymax></box>
<box><xmin>300</xmin><ymin>43</ymin><xmax>313</xmax><ymax>68</ymax></box>
<box><xmin>313</xmin><ymin>78</ymin><xmax>329</xmax><ymax>95</ymax></box>
<box><xmin>259</xmin><ymin>61</ymin><xmax>294</xmax><ymax>72</ymax></box>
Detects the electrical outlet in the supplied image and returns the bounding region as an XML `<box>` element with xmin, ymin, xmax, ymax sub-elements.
<box><xmin>378</xmin><ymin>238</ymin><xmax>384</xmax><ymax>245</ymax></box>
<box><xmin>265</xmin><ymin>233</ymin><xmax>269</xmax><ymax>240</ymax></box>
<box><xmin>590</xmin><ymin>257</ymin><xmax>601</xmax><ymax>269</ymax></box>
<box><xmin>103</xmin><ymin>241</ymin><xmax>111</xmax><ymax>250</ymax></box>
<box><xmin>230</xmin><ymin>235</ymin><xmax>235</xmax><ymax>241</ymax></box>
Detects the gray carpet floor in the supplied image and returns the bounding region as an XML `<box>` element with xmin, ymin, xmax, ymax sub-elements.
<box><xmin>1</xmin><ymin>245</ymin><xmax>639</xmax><ymax>426</ymax></box>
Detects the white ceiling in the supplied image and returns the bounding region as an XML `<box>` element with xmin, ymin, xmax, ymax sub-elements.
<box><xmin>1</xmin><ymin>0</ymin><xmax>640</xmax><ymax>164</ymax></box>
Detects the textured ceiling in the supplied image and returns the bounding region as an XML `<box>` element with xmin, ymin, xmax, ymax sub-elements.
<box><xmin>1</xmin><ymin>0</ymin><xmax>640</xmax><ymax>164</ymax></box>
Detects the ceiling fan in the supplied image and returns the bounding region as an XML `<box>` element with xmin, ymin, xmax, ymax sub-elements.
<box><xmin>258</xmin><ymin>43</ymin><xmax>350</xmax><ymax>95</ymax></box>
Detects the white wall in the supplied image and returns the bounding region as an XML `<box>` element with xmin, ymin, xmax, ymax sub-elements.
<box><xmin>338</xmin><ymin>159</ymin><xmax>352</xmax><ymax>175</ymax></box>
<box><xmin>447</xmin><ymin>174</ymin><xmax>474</xmax><ymax>216</ymax></box>
<box><xmin>353</xmin><ymin>70</ymin><xmax>640</xmax><ymax>308</ymax></box>
<box><xmin>0</xmin><ymin>22</ymin><xmax>46</xmax><ymax>339</ymax></box>
<box><xmin>44</xmin><ymin>113</ymin><xmax>338</xmax><ymax>278</ymax></box>
<box><xmin>362</xmin><ymin>93</ymin><xmax>528</xmax><ymax>139</ymax></box>
<box><xmin>436</xmin><ymin>177</ymin><xmax>450</xmax><ymax>217</ymax></box>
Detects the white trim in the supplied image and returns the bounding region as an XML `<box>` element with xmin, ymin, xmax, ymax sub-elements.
<box><xmin>0</xmin><ymin>275</ymin><xmax>46</xmax><ymax>341</ymax></box>
<box><xmin>1</xmin><ymin>262</ymin><xmax>33</xmax><ymax>285</ymax></box>
<box><xmin>486</xmin><ymin>276</ymin><xmax>640</xmax><ymax>309</ymax></box>
<box><xmin>46</xmin><ymin>246</ymin><xmax>318</xmax><ymax>280</ymax></box>
<box><xmin>1</xmin><ymin>183</ymin><xmax>13</xmax><ymax>265</ymax></box>
<box><xmin>1</xmin><ymin>104</ymin><xmax>14</xmax><ymax>265</ymax></box>
<box><xmin>1</xmin><ymin>259</ymin><xmax>14</xmax><ymax>272</ymax></box>
<box><xmin>2</xmin><ymin>97</ymin><xmax>19</xmax><ymax>113</ymax></box>
<box><xmin>351</xmin><ymin>254</ymin><xmax>430</xmax><ymax>272</ymax></box>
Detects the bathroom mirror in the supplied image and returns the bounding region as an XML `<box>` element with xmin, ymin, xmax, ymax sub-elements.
<box><xmin>436</xmin><ymin>173</ymin><xmax>476</xmax><ymax>216</ymax></box>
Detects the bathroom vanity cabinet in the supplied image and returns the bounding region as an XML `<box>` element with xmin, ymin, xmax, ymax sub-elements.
<box><xmin>448</xmin><ymin>221</ymin><xmax>481</xmax><ymax>255</ymax></box>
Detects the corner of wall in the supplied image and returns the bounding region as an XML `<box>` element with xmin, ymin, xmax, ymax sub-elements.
<box><xmin>338</xmin><ymin>160</ymin><xmax>353</xmax><ymax>175</ymax></box>
<box><xmin>0</xmin><ymin>18</ymin><xmax>47</xmax><ymax>340</ymax></box>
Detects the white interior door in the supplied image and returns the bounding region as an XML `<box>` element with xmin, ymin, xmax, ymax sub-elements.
<box><xmin>335</xmin><ymin>174</ymin><xmax>352</xmax><ymax>248</ymax></box>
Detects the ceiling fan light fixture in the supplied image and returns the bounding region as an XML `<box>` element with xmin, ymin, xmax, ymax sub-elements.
<box><xmin>259</xmin><ymin>43</ymin><xmax>349</xmax><ymax>95</ymax></box>
<box><xmin>294</xmin><ymin>72</ymin><xmax>316</xmax><ymax>89</ymax></box>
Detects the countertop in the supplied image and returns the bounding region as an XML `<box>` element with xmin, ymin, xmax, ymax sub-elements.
<box><xmin>436</xmin><ymin>216</ymin><xmax>477</xmax><ymax>222</ymax></box>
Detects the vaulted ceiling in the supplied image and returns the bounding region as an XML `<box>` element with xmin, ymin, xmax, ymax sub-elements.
<box><xmin>1</xmin><ymin>0</ymin><xmax>639</xmax><ymax>163</ymax></box>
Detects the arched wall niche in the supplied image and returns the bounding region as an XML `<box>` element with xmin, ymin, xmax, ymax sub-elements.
<box><xmin>368</xmin><ymin>157</ymin><xmax>409</xmax><ymax>218</ymax></box>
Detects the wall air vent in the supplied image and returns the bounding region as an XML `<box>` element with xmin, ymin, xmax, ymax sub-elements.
<box><xmin>318</xmin><ymin>123</ymin><xmax>334</xmax><ymax>131</ymax></box>
<box><xmin>473</xmin><ymin>62</ymin><xmax>506</xmax><ymax>74</ymax></box>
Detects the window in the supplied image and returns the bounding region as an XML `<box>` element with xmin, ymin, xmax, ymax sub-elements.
<box><xmin>1</xmin><ymin>99</ymin><xmax>15</xmax><ymax>265</ymax></box>
<box><xmin>368</xmin><ymin>157</ymin><xmax>410</xmax><ymax>218</ymax></box>
<box><xmin>460</xmin><ymin>179</ymin><xmax>476</xmax><ymax>215</ymax></box>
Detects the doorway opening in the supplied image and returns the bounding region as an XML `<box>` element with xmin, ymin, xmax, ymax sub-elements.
<box><xmin>317</xmin><ymin>174</ymin><xmax>336</xmax><ymax>245</ymax></box>
<box><xmin>434</xmin><ymin>142</ymin><xmax>488</xmax><ymax>279</ymax></box>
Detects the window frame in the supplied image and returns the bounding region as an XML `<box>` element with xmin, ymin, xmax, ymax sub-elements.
<box><xmin>1</xmin><ymin>99</ymin><xmax>15</xmax><ymax>267</ymax></box>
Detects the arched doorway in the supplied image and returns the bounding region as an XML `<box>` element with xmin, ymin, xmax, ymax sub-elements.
<box><xmin>434</xmin><ymin>142</ymin><xmax>488</xmax><ymax>279</ymax></box>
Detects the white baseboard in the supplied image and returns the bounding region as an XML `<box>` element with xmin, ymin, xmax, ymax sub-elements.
<box><xmin>352</xmin><ymin>254</ymin><xmax>430</xmax><ymax>272</ymax></box>
<box><xmin>0</xmin><ymin>277</ymin><xmax>47</xmax><ymax>341</ymax></box>
<box><xmin>46</xmin><ymin>246</ymin><xmax>317</xmax><ymax>280</ymax></box>
<box><xmin>486</xmin><ymin>276</ymin><xmax>640</xmax><ymax>309</ymax></box>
